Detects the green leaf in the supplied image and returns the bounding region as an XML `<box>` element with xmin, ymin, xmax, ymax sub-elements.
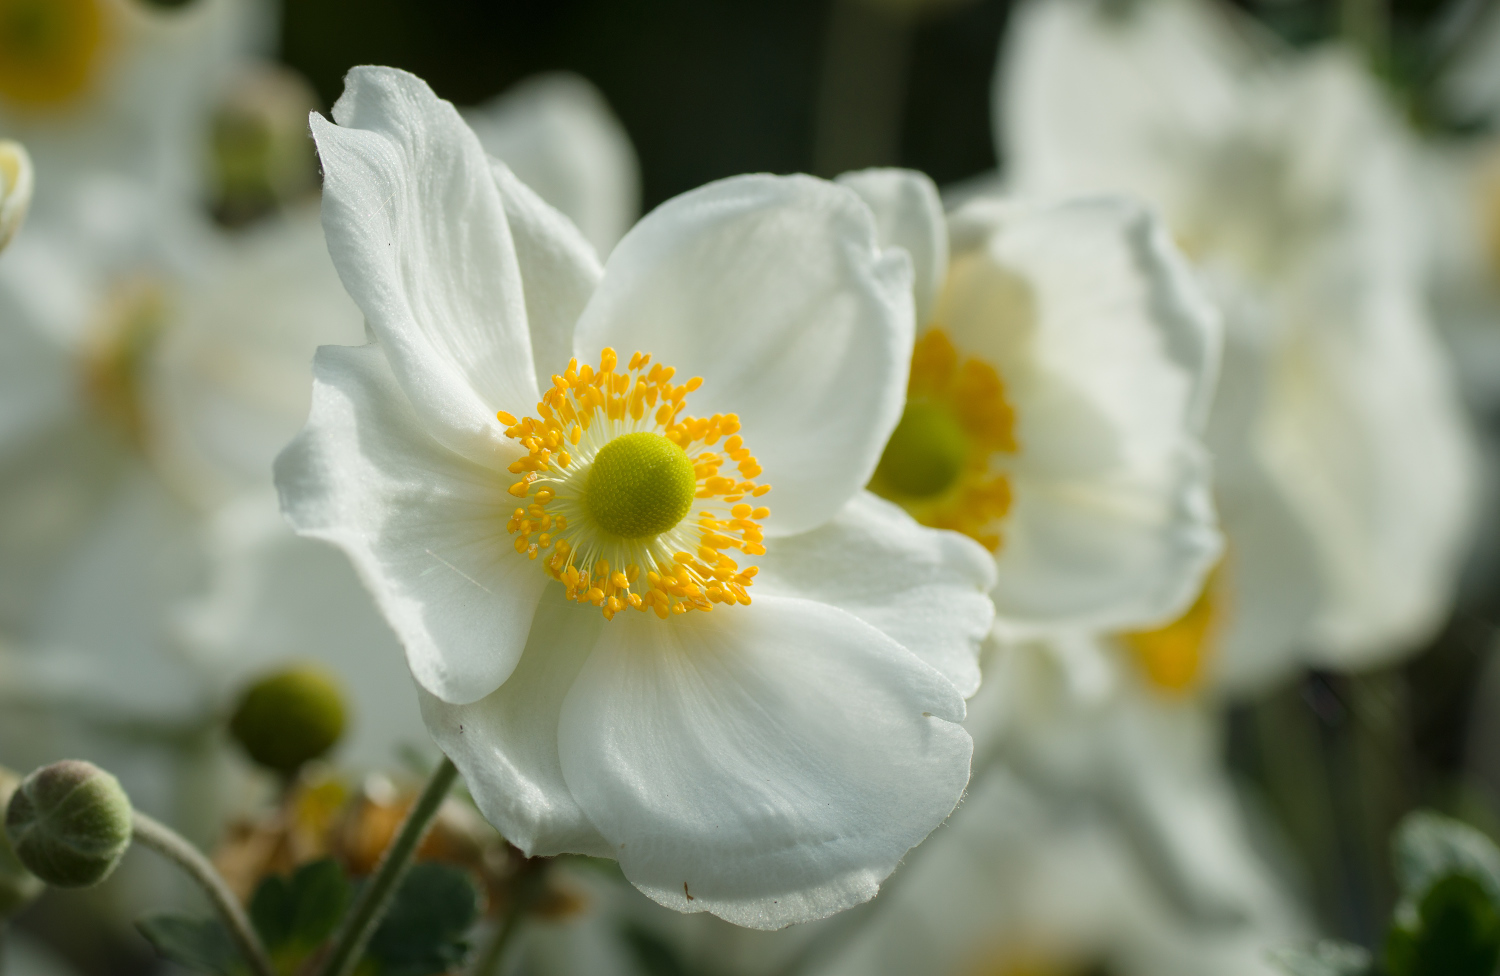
<box><xmin>249</xmin><ymin>857</ymin><xmax>351</xmax><ymax>954</ymax></box>
<box><xmin>1385</xmin><ymin>873</ymin><xmax>1500</xmax><ymax>976</ymax></box>
<box><xmin>137</xmin><ymin>914</ymin><xmax>241</xmax><ymax>976</ymax></box>
<box><xmin>1268</xmin><ymin>941</ymin><xmax>1373</xmax><ymax>976</ymax></box>
<box><xmin>363</xmin><ymin>862</ymin><xmax>479</xmax><ymax>976</ymax></box>
<box><xmin>1394</xmin><ymin>812</ymin><xmax>1500</xmax><ymax>905</ymax></box>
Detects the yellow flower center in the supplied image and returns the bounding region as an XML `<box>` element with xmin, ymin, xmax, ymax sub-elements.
<box><xmin>502</xmin><ymin>348</ymin><xmax>771</xmax><ymax>621</ymax></box>
<box><xmin>80</xmin><ymin>277</ymin><xmax>168</xmax><ymax>447</ymax></box>
<box><xmin>1119</xmin><ymin>566</ymin><xmax>1225</xmax><ymax>694</ymax></box>
<box><xmin>870</xmin><ymin>328</ymin><xmax>1017</xmax><ymax>551</ymax></box>
<box><xmin>0</xmin><ymin>0</ymin><xmax>107</xmax><ymax>110</ymax></box>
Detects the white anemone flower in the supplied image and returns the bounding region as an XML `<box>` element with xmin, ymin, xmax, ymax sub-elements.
<box><xmin>835</xmin><ymin>168</ymin><xmax>1222</xmax><ymax>641</ymax></box>
<box><xmin>1000</xmin><ymin>0</ymin><xmax>1478</xmax><ymax>683</ymax></box>
<box><xmin>276</xmin><ymin>66</ymin><xmax>994</xmax><ymax>928</ymax></box>
<box><xmin>0</xmin><ymin>139</ymin><xmax>32</xmax><ymax>252</ymax></box>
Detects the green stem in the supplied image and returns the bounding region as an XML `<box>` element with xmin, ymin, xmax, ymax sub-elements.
<box><xmin>317</xmin><ymin>756</ymin><xmax>459</xmax><ymax>976</ymax></box>
<box><xmin>132</xmin><ymin>812</ymin><xmax>276</xmax><ymax>976</ymax></box>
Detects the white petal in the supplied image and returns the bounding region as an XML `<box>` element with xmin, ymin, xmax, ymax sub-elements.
<box><xmin>753</xmin><ymin>492</ymin><xmax>995</xmax><ymax>697</ymax></box>
<box><xmin>944</xmin><ymin>197</ymin><xmax>1221</xmax><ymax>632</ymax></box>
<box><xmin>311</xmin><ymin>66</ymin><xmax>538</xmax><ymax>461</ymax></box>
<box><xmin>556</xmin><ymin>595</ymin><xmax>970</xmax><ymax>929</ymax></box>
<box><xmin>0</xmin><ymin>141</ymin><xmax>34</xmax><ymax>252</ymax></box>
<box><xmin>489</xmin><ymin>162</ymin><xmax>603</xmax><ymax>396</ymax></box>
<box><xmin>178</xmin><ymin>491</ymin><xmax>430</xmax><ymax>772</ymax></box>
<box><xmin>573</xmin><ymin>174</ymin><xmax>915</xmax><ymax>537</ymax></box>
<box><xmin>836</xmin><ymin>168</ymin><xmax>948</xmax><ymax>325</ymax></box>
<box><xmin>274</xmin><ymin>342</ymin><xmax>547</xmax><ymax>705</ymax></box>
<box><xmin>418</xmin><ymin>587</ymin><xmax>612</xmax><ymax>858</ymax></box>
<box><xmin>467</xmin><ymin>73</ymin><xmax>641</xmax><ymax>258</ymax></box>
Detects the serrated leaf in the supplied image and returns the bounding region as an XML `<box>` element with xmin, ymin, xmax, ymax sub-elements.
<box><xmin>363</xmin><ymin>862</ymin><xmax>479</xmax><ymax>976</ymax></box>
<box><xmin>1269</xmin><ymin>941</ymin><xmax>1373</xmax><ymax>976</ymax></box>
<box><xmin>250</xmin><ymin>857</ymin><xmax>352</xmax><ymax>956</ymax></box>
<box><xmin>1394</xmin><ymin>812</ymin><xmax>1500</xmax><ymax>905</ymax></box>
<box><xmin>1385</xmin><ymin>873</ymin><xmax>1500</xmax><ymax>976</ymax></box>
<box><xmin>137</xmin><ymin>914</ymin><xmax>241</xmax><ymax>976</ymax></box>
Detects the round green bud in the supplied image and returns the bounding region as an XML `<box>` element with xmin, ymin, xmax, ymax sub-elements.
<box><xmin>5</xmin><ymin>761</ymin><xmax>133</xmax><ymax>889</ymax></box>
<box><xmin>871</xmin><ymin>401</ymin><xmax>970</xmax><ymax>500</ymax></box>
<box><xmin>229</xmin><ymin>665</ymin><xmax>347</xmax><ymax>775</ymax></box>
<box><xmin>585</xmin><ymin>432</ymin><xmax>697</xmax><ymax>539</ymax></box>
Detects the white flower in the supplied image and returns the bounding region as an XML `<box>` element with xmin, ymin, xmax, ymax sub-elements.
<box><xmin>0</xmin><ymin>139</ymin><xmax>32</xmax><ymax>252</ymax></box>
<box><xmin>0</xmin><ymin>0</ymin><xmax>259</xmax><ymax>222</ymax></box>
<box><xmin>1000</xmin><ymin>0</ymin><xmax>1479</xmax><ymax>681</ymax></box>
<box><xmin>277</xmin><ymin>65</ymin><xmax>995</xmax><ymax>928</ymax></box>
<box><xmin>837</xmin><ymin>168</ymin><xmax>1222</xmax><ymax>648</ymax></box>
<box><xmin>466</xmin><ymin>72</ymin><xmax>639</xmax><ymax>259</ymax></box>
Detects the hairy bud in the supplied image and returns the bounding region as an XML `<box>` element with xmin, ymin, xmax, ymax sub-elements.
<box><xmin>6</xmin><ymin>761</ymin><xmax>133</xmax><ymax>889</ymax></box>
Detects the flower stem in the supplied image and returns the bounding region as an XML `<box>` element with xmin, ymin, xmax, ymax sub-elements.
<box><xmin>131</xmin><ymin>811</ymin><xmax>276</xmax><ymax>976</ymax></box>
<box><xmin>317</xmin><ymin>756</ymin><xmax>460</xmax><ymax>976</ymax></box>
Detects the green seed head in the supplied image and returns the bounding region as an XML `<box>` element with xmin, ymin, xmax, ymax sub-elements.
<box><xmin>229</xmin><ymin>665</ymin><xmax>347</xmax><ymax>776</ymax></box>
<box><xmin>0</xmin><ymin>770</ymin><xmax>41</xmax><ymax>914</ymax></box>
<box><xmin>584</xmin><ymin>432</ymin><xmax>697</xmax><ymax>539</ymax></box>
<box><xmin>6</xmin><ymin>760</ymin><xmax>133</xmax><ymax>889</ymax></box>
<box><xmin>871</xmin><ymin>401</ymin><xmax>970</xmax><ymax>500</ymax></box>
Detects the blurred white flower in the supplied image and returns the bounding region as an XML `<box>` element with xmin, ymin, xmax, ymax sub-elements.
<box><xmin>0</xmin><ymin>0</ymin><xmax>264</xmax><ymax>222</ymax></box>
<box><xmin>0</xmin><ymin>139</ymin><xmax>32</xmax><ymax>252</ymax></box>
<box><xmin>838</xmin><ymin>168</ymin><xmax>1221</xmax><ymax>656</ymax></box>
<box><xmin>466</xmin><ymin>72</ymin><xmax>639</xmax><ymax>259</ymax></box>
<box><xmin>278</xmin><ymin>65</ymin><xmax>993</xmax><ymax>928</ymax></box>
<box><xmin>812</xmin><ymin>756</ymin><xmax>1300</xmax><ymax>976</ymax></box>
<box><xmin>1000</xmin><ymin>0</ymin><xmax>1478</xmax><ymax>683</ymax></box>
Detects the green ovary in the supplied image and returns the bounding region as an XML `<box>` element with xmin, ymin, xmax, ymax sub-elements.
<box><xmin>584</xmin><ymin>431</ymin><xmax>697</xmax><ymax>539</ymax></box>
<box><xmin>871</xmin><ymin>401</ymin><xmax>969</xmax><ymax>500</ymax></box>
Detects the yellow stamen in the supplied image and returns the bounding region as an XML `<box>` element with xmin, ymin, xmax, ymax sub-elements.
<box><xmin>0</xmin><ymin>0</ymin><xmax>109</xmax><ymax>110</ymax></box>
<box><xmin>871</xmin><ymin>328</ymin><xmax>1017</xmax><ymax>551</ymax></box>
<box><xmin>1119</xmin><ymin>566</ymin><xmax>1225</xmax><ymax>694</ymax></box>
<box><xmin>501</xmin><ymin>348</ymin><xmax>771</xmax><ymax>620</ymax></box>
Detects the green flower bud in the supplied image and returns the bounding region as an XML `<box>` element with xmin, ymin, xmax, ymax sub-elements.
<box><xmin>0</xmin><ymin>771</ymin><xmax>42</xmax><ymax>915</ymax></box>
<box><xmin>5</xmin><ymin>761</ymin><xmax>133</xmax><ymax>889</ymax></box>
<box><xmin>230</xmin><ymin>665</ymin><xmax>347</xmax><ymax>775</ymax></box>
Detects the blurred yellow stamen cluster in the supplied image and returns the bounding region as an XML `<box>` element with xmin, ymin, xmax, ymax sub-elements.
<box><xmin>0</xmin><ymin>0</ymin><xmax>108</xmax><ymax>110</ymax></box>
<box><xmin>501</xmin><ymin>347</ymin><xmax>771</xmax><ymax>620</ymax></box>
<box><xmin>873</xmin><ymin>328</ymin><xmax>1017</xmax><ymax>551</ymax></box>
<box><xmin>80</xmin><ymin>277</ymin><xmax>168</xmax><ymax>447</ymax></box>
<box><xmin>1120</xmin><ymin>567</ymin><xmax>1225</xmax><ymax>694</ymax></box>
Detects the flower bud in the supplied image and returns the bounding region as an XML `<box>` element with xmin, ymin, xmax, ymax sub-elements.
<box><xmin>0</xmin><ymin>771</ymin><xmax>42</xmax><ymax>915</ymax></box>
<box><xmin>230</xmin><ymin>665</ymin><xmax>347</xmax><ymax>775</ymax></box>
<box><xmin>0</xmin><ymin>140</ymin><xmax>34</xmax><ymax>253</ymax></box>
<box><xmin>5</xmin><ymin>761</ymin><xmax>133</xmax><ymax>889</ymax></box>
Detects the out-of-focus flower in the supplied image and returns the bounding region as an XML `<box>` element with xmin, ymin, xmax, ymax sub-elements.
<box><xmin>811</xmin><ymin>759</ymin><xmax>1299</xmax><ymax>976</ymax></box>
<box><xmin>0</xmin><ymin>140</ymin><xmax>32</xmax><ymax>252</ymax></box>
<box><xmin>1000</xmin><ymin>0</ymin><xmax>1478</xmax><ymax>683</ymax></box>
<box><xmin>0</xmin><ymin>0</ymin><xmax>262</xmax><ymax>221</ymax></box>
<box><xmin>466</xmin><ymin>72</ymin><xmax>639</xmax><ymax>259</ymax></box>
<box><xmin>278</xmin><ymin>65</ymin><xmax>993</xmax><ymax>928</ymax></box>
<box><xmin>839</xmin><ymin>168</ymin><xmax>1221</xmax><ymax>656</ymax></box>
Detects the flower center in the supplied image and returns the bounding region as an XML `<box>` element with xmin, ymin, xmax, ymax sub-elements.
<box><xmin>871</xmin><ymin>401</ymin><xmax>969</xmax><ymax>499</ymax></box>
<box><xmin>584</xmin><ymin>431</ymin><xmax>696</xmax><ymax>539</ymax></box>
<box><xmin>502</xmin><ymin>348</ymin><xmax>771</xmax><ymax>620</ymax></box>
<box><xmin>80</xmin><ymin>276</ymin><xmax>168</xmax><ymax>448</ymax></box>
<box><xmin>1118</xmin><ymin>566</ymin><xmax>1224</xmax><ymax>695</ymax></box>
<box><xmin>0</xmin><ymin>0</ymin><xmax>106</xmax><ymax>110</ymax></box>
<box><xmin>869</xmin><ymin>328</ymin><xmax>1017</xmax><ymax>551</ymax></box>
